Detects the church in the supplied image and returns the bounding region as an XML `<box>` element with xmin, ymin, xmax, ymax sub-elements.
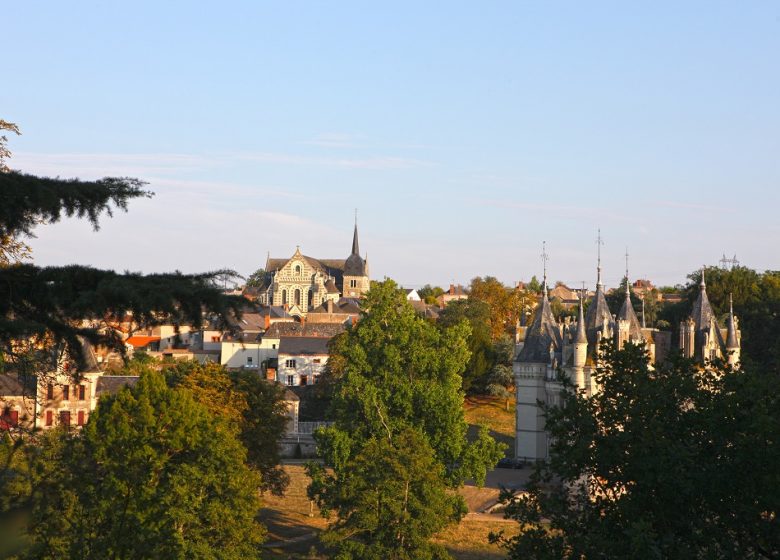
<box><xmin>514</xmin><ymin>252</ymin><xmax>741</xmax><ymax>462</ymax></box>
<box><xmin>255</xmin><ymin>223</ymin><xmax>370</xmax><ymax>317</ymax></box>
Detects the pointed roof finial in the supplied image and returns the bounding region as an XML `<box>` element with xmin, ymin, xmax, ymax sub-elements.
<box><xmin>596</xmin><ymin>229</ymin><xmax>604</xmax><ymax>288</ymax></box>
<box><xmin>624</xmin><ymin>247</ymin><xmax>631</xmax><ymax>302</ymax></box>
<box><xmin>700</xmin><ymin>266</ymin><xmax>706</xmax><ymax>290</ymax></box>
<box><xmin>351</xmin><ymin>215</ymin><xmax>360</xmax><ymax>256</ymax></box>
<box><xmin>541</xmin><ymin>241</ymin><xmax>549</xmax><ymax>299</ymax></box>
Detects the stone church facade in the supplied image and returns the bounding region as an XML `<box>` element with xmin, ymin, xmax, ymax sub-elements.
<box><xmin>515</xmin><ymin>264</ymin><xmax>741</xmax><ymax>462</ymax></box>
<box><xmin>257</xmin><ymin>224</ymin><xmax>369</xmax><ymax>317</ymax></box>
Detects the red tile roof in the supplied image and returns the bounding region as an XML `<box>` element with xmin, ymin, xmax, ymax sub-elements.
<box><xmin>125</xmin><ymin>336</ymin><xmax>161</xmax><ymax>348</ymax></box>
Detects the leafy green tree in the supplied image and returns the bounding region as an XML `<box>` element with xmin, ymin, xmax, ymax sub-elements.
<box><xmin>25</xmin><ymin>370</ymin><xmax>264</xmax><ymax>560</ymax></box>
<box><xmin>245</xmin><ymin>268</ymin><xmax>269</xmax><ymax>288</ymax></box>
<box><xmin>485</xmin><ymin>364</ymin><xmax>513</xmax><ymax>411</ymax></box>
<box><xmin>438</xmin><ymin>298</ymin><xmax>493</xmax><ymax>392</ymax></box>
<box><xmin>308</xmin><ymin>279</ymin><xmax>504</xmax><ymax>559</ymax></box>
<box><xmin>310</xmin><ymin>428</ymin><xmax>467</xmax><ymax>560</ymax></box>
<box><xmin>163</xmin><ymin>361</ymin><xmax>291</xmax><ymax>495</ymax></box>
<box><xmin>526</xmin><ymin>275</ymin><xmax>542</xmax><ymax>294</ymax></box>
<box><xmin>469</xmin><ymin>276</ymin><xmax>520</xmax><ymax>339</ymax></box>
<box><xmin>493</xmin><ymin>342</ymin><xmax>780</xmax><ymax>559</ymax></box>
<box><xmin>418</xmin><ymin>284</ymin><xmax>445</xmax><ymax>305</ymax></box>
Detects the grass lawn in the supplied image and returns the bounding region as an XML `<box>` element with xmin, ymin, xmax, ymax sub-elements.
<box><xmin>464</xmin><ymin>394</ymin><xmax>516</xmax><ymax>457</ymax></box>
<box><xmin>261</xmin><ymin>463</ymin><xmax>520</xmax><ymax>559</ymax></box>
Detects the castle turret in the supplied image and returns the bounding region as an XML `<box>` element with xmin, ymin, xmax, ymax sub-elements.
<box><xmin>572</xmin><ymin>292</ymin><xmax>588</xmax><ymax>391</ymax></box>
<box><xmin>726</xmin><ymin>293</ymin><xmax>741</xmax><ymax>366</ymax></box>
<box><xmin>514</xmin><ymin>243</ymin><xmax>561</xmax><ymax>461</ymax></box>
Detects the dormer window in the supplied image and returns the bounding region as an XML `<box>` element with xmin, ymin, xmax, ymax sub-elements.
<box><xmin>295</xmin><ymin>264</ymin><xmax>302</xmax><ymax>275</ymax></box>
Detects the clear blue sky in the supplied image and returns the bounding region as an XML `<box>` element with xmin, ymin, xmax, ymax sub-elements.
<box><xmin>4</xmin><ymin>1</ymin><xmax>779</xmax><ymax>289</ymax></box>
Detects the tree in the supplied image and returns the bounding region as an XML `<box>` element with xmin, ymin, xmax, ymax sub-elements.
<box><xmin>526</xmin><ymin>275</ymin><xmax>542</xmax><ymax>294</ymax></box>
<box><xmin>245</xmin><ymin>268</ymin><xmax>269</xmax><ymax>288</ymax></box>
<box><xmin>164</xmin><ymin>360</ymin><xmax>291</xmax><ymax>495</ymax></box>
<box><xmin>469</xmin><ymin>276</ymin><xmax>522</xmax><ymax>339</ymax></box>
<box><xmin>485</xmin><ymin>334</ymin><xmax>515</xmax><ymax>410</ymax></box>
<box><xmin>493</xmin><ymin>342</ymin><xmax>780</xmax><ymax>559</ymax></box>
<box><xmin>24</xmin><ymin>370</ymin><xmax>264</xmax><ymax>559</ymax></box>
<box><xmin>418</xmin><ymin>284</ymin><xmax>445</xmax><ymax>305</ymax></box>
<box><xmin>438</xmin><ymin>298</ymin><xmax>493</xmax><ymax>392</ymax></box>
<box><xmin>307</xmin><ymin>279</ymin><xmax>504</xmax><ymax>559</ymax></box>
<box><xmin>310</xmin><ymin>428</ymin><xmax>467</xmax><ymax>560</ymax></box>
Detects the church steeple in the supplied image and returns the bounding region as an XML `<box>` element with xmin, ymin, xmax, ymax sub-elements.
<box><xmin>351</xmin><ymin>211</ymin><xmax>360</xmax><ymax>256</ymax></box>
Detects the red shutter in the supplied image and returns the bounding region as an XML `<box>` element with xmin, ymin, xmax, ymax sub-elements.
<box><xmin>46</xmin><ymin>410</ymin><xmax>53</xmax><ymax>426</ymax></box>
<box><xmin>62</xmin><ymin>385</ymin><xmax>69</xmax><ymax>401</ymax></box>
<box><xmin>9</xmin><ymin>410</ymin><xmax>18</xmax><ymax>426</ymax></box>
<box><xmin>77</xmin><ymin>411</ymin><xmax>85</xmax><ymax>426</ymax></box>
<box><xmin>60</xmin><ymin>410</ymin><xmax>70</xmax><ymax>426</ymax></box>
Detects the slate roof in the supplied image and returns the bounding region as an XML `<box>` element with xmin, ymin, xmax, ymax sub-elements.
<box><xmin>308</xmin><ymin>298</ymin><xmax>362</xmax><ymax>315</ymax></box>
<box><xmin>617</xmin><ymin>284</ymin><xmax>644</xmax><ymax>341</ymax></box>
<box><xmin>279</xmin><ymin>337</ymin><xmax>331</xmax><ymax>356</ymax></box>
<box><xmin>95</xmin><ymin>376</ymin><xmax>140</xmax><ymax>397</ymax></box>
<box><xmin>263</xmin><ymin>322</ymin><xmax>346</xmax><ymax>339</ymax></box>
<box><xmin>344</xmin><ymin>224</ymin><xmax>366</xmax><ymax>276</ymax></box>
<box><xmin>0</xmin><ymin>375</ymin><xmax>25</xmax><ymax>396</ymax></box>
<box><xmin>726</xmin><ymin>298</ymin><xmax>739</xmax><ymax>349</ymax></box>
<box><xmin>517</xmin><ymin>294</ymin><xmax>561</xmax><ymax>363</ymax></box>
<box><xmin>584</xmin><ymin>283</ymin><xmax>614</xmax><ymax>349</ymax></box>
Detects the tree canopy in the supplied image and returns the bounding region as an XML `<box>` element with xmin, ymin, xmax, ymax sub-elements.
<box><xmin>308</xmin><ymin>279</ymin><xmax>504</xmax><ymax>558</ymax></box>
<box><xmin>493</xmin><ymin>342</ymin><xmax>780</xmax><ymax>559</ymax></box>
<box><xmin>24</xmin><ymin>370</ymin><xmax>264</xmax><ymax>560</ymax></box>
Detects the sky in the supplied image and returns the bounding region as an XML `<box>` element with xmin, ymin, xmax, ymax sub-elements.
<box><xmin>3</xmin><ymin>1</ymin><xmax>779</xmax><ymax>290</ymax></box>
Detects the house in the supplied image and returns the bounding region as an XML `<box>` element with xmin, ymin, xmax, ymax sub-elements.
<box><xmin>306</xmin><ymin>298</ymin><xmax>361</xmax><ymax>324</ymax></box>
<box><xmin>0</xmin><ymin>375</ymin><xmax>36</xmax><ymax>430</ymax></box>
<box><xmin>436</xmin><ymin>284</ymin><xmax>468</xmax><ymax>307</ymax></box>
<box><xmin>403</xmin><ymin>288</ymin><xmax>421</xmax><ymax>301</ymax></box>
<box><xmin>277</xmin><ymin>337</ymin><xmax>330</xmax><ymax>386</ymax></box>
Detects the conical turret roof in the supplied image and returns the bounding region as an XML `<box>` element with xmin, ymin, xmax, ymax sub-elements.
<box><xmin>517</xmin><ymin>292</ymin><xmax>561</xmax><ymax>363</ymax></box>
<box><xmin>617</xmin><ymin>278</ymin><xmax>644</xmax><ymax>341</ymax></box>
<box><xmin>726</xmin><ymin>294</ymin><xmax>739</xmax><ymax>349</ymax></box>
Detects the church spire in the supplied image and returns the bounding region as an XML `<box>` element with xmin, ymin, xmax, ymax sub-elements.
<box><xmin>351</xmin><ymin>210</ymin><xmax>360</xmax><ymax>256</ymax></box>
<box><xmin>541</xmin><ymin>241</ymin><xmax>549</xmax><ymax>299</ymax></box>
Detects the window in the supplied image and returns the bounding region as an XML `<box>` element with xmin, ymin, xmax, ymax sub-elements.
<box><xmin>46</xmin><ymin>384</ymin><xmax>53</xmax><ymax>400</ymax></box>
<box><xmin>45</xmin><ymin>410</ymin><xmax>53</xmax><ymax>426</ymax></box>
<box><xmin>62</xmin><ymin>385</ymin><xmax>69</xmax><ymax>401</ymax></box>
<box><xmin>294</xmin><ymin>289</ymin><xmax>301</xmax><ymax>306</ymax></box>
<box><xmin>272</xmin><ymin>344</ymin><xmax>276</xmax><ymax>349</ymax></box>
<box><xmin>59</xmin><ymin>410</ymin><xmax>70</xmax><ymax>427</ymax></box>
<box><xmin>1</xmin><ymin>408</ymin><xmax>18</xmax><ymax>428</ymax></box>
<box><xmin>313</xmin><ymin>358</ymin><xmax>321</xmax><ymax>364</ymax></box>
<box><xmin>285</xmin><ymin>359</ymin><xmax>297</xmax><ymax>368</ymax></box>
<box><xmin>350</xmin><ymin>279</ymin><xmax>357</xmax><ymax>289</ymax></box>
<box><xmin>300</xmin><ymin>375</ymin><xmax>308</xmax><ymax>386</ymax></box>
<box><xmin>282</xmin><ymin>290</ymin><xmax>288</xmax><ymax>305</ymax></box>
<box><xmin>211</xmin><ymin>336</ymin><xmax>220</xmax><ymax>342</ymax></box>
<box><xmin>78</xmin><ymin>385</ymin><xmax>86</xmax><ymax>401</ymax></box>
<box><xmin>295</xmin><ymin>264</ymin><xmax>301</xmax><ymax>275</ymax></box>
<box><xmin>286</xmin><ymin>375</ymin><xmax>295</xmax><ymax>386</ymax></box>
<box><xmin>77</xmin><ymin>411</ymin><xmax>85</xmax><ymax>426</ymax></box>
<box><xmin>246</xmin><ymin>356</ymin><xmax>253</xmax><ymax>365</ymax></box>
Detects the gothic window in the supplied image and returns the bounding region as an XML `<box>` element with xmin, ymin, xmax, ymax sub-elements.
<box><xmin>295</xmin><ymin>289</ymin><xmax>301</xmax><ymax>306</ymax></box>
<box><xmin>282</xmin><ymin>290</ymin><xmax>288</xmax><ymax>305</ymax></box>
<box><xmin>295</xmin><ymin>264</ymin><xmax>301</xmax><ymax>275</ymax></box>
<box><xmin>308</xmin><ymin>290</ymin><xmax>313</xmax><ymax>308</ymax></box>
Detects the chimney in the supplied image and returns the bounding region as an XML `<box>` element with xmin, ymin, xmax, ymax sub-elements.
<box><xmin>449</xmin><ymin>284</ymin><xmax>455</xmax><ymax>295</ymax></box>
<box><xmin>327</xmin><ymin>299</ymin><xmax>334</xmax><ymax>314</ymax></box>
